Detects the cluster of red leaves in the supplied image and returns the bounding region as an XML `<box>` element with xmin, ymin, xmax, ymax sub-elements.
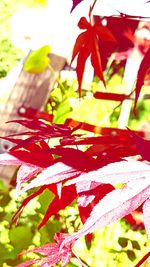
<box><xmin>71</xmin><ymin>0</ymin><xmax>150</xmax><ymax>109</ymax></box>
<box><xmin>0</xmin><ymin>118</ymin><xmax>150</xmax><ymax>266</ymax></box>
<box><xmin>1</xmin><ymin>2</ymin><xmax>150</xmax><ymax>266</ymax></box>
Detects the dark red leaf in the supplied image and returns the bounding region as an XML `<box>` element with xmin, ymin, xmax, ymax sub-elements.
<box><xmin>127</xmin><ymin>127</ymin><xmax>150</xmax><ymax>161</ymax></box>
<box><xmin>10</xmin><ymin>146</ymin><xmax>53</xmax><ymax>168</ymax></box>
<box><xmin>124</xmin><ymin>214</ymin><xmax>137</xmax><ymax>226</ymax></box>
<box><xmin>78</xmin><ymin>17</ymin><xmax>89</xmax><ymax>29</ymax></box>
<box><xmin>70</xmin><ymin>31</ymin><xmax>89</xmax><ymax>64</ymax></box>
<box><xmin>94</xmin><ymin>91</ymin><xmax>130</xmax><ymax>101</ymax></box>
<box><xmin>70</xmin><ymin>0</ymin><xmax>84</xmax><ymax>12</ymax></box>
<box><xmin>134</xmin><ymin>47</ymin><xmax>150</xmax><ymax>114</ymax></box>
<box><xmin>94</xmin><ymin>24</ymin><xmax>117</xmax><ymax>43</ymax></box>
<box><xmin>5</xmin><ymin>119</ymin><xmax>79</xmax><ymax>151</ymax></box>
<box><xmin>38</xmin><ymin>185</ymin><xmax>77</xmax><ymax>229</ymax></box>
<box><xmin>71</xmin><ymin>18</ymin><xmax>104</xmax><ymax>95</ymax></box>
<box><xmin>71</xmin><ymin>17</ymin><xmax>116</xmax><ymax>95</ymax></box>
<box><xmin>7</xmin><ymin>119</ymin><xmax>72</xmax><ymax>136</ymax></box>
<box><xmin>91</xmin><ymin>35</ymin><xmax>106</xmax><ymax>86</ymax></box>
<box><xmin>50</xmin><ymin>147</ymin><xmax>97</xmax><ymax>171</ymax></box>
<box><xmin>7</xmin><ymin>118</ymin><xmax>48</xmax><ymax>131</ymax></box>
<box><xmin>75</xmin><ymin>38</ymin><xmax>91</xmax><ymax>96</ymax></box>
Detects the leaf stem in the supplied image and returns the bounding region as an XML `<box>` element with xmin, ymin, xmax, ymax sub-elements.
<box><xmin>89</xmin><ymin>0</ymin><xmax>97</xmax><ymax>23</ymax></box>
<box><xmin>48</xmin><ymin>63</ymin><xmax>66</xmax><ymax>93</ymax></box>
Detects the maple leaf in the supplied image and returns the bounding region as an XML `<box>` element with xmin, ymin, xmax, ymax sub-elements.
<box><xmin>67</xmin><ymin>159</ymin><xmax>150</xmax><ymax>186</ymax></box>
<box><xmin>18</xmin><ymin>161</ymin><xmax>82</xmax><ymax>194</ymax></box>
<box><xmin>1</xmin><ymin>117</ymin><xmax>150</xmax><ymax>267</ymax></box>
<box><xmin>134</xmin><ymin>47</ymin><xmax>150</xmax><ymax>114</ymax></box>
<box><xmin>38</xmin><ymin>184</ymin><xmax>77</xmax><ymax>229</ymax></box>
<box><xmin>0</xmin><ymin>152</ymin><xmax>28</xmax><ymax>166</ymax></box>
<box><xmin>4</xmin><ymin>119</ymin><xmax>76</xmax><ymax>150</ymax></box>
<box><xmin>12</xmin><ymin>183</ymin><xmax>64</xmax><ymax>226</ymax></box>
<box><xmin>71</xmin><ymin>16</ymin><xmax>116</xmax><ymax>96</ymax></box>
<box><xmin>11</xmin><ymin>157</ymin><xmax>82</xmax><ymax>226</ymax></box>
<box><xmin>16</xmin><ymin>233</ymin><xmax>77</xmax><ymax>267</ymax></box>
<box><xmin>0</xmin><ymin>136</ymin><xmax>53</xmax><ymax>168</ymax></box>
<box><xmin>16</xmin><ymin>183</ymin><xmax>115</xmax><ymax>265</ymax></box>
<box><xmin>16</xmin><ymin>165</ymin><xmax>42</xmax><ymax>195</ymax></box>
<box><xmin>0</xmin><ymin>140</ymin><xmax>55</xmax><ymax>199</ymax></box>
<box><xmin>69</xmin><ymin>180</ymin><xmax>150</xmax><ymax>244</ymax></box>
<box><xmin>12</xmin><ymin>185</ymin><xmax>48</xmax><ymax>225</ymax></box>
<box><xmin>65</xmin><ymin>160</ymin><xmax>150</xmax><ymax>240</ymax></box>
<box><xmin>15</xmin><ymin>146</ymin><xmax>98</xmax><ymax>195</ymax></box>
<box><xmin>76</xmin><ymin>181</ymin><xmax>114</xmax><ymax>243</ymax></box>
<box><xmin>17</xmin><ymin>171</ymin><xmax>150</xmax><ymax>266</ymax></box>
<box><xmin>77</xmin><ymin>182</ymin><xmax>114</xmax><ymax>232</ymax></box>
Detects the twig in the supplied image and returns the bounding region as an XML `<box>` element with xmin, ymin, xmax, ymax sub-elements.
<box><xmin>134</xmin><ymin>252</ymin><xmax>150</xmax><ymax>267</ymax></box>
<box><xmin>89</xmin><ymin>0</ymin><xmax>97</xmax><ymax>22</ymax></box>
<box><xmin>48</xmin><ymin>63</ymin><xmax>66</xmax><ymax>93</ymax></box>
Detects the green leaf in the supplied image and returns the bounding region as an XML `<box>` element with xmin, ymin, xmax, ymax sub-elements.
<box><xmin>53</xmin><ymin>99</ymin><xmax>72</xmax><ymax>124</ymax></box>
<box><xmin>0</xmin><ymin>244</ymin><xmax>19</xmax><ymax>263</ymax></box>
<box><xmin>0</xmin><ymin>244</ymin><xmax>11</xmax><ymax>263</ymax></box>
<box><xmin>0</xmin><ymin>194</ymin><xmax>11</xmax><ymax>207</ymax></box>
<box><xmin>38</xmin><ymin>219</ymin><xmax>62</xmax><ymax>244</ymax></box>
<box><xmin>9</xmin><ymin>226</ymin><xmax>33</xmax><ymax>250</ymax></box>
<box><xmin>44</xmin><ymin>220</ymin><xmax>62</xmax><ymax>242</ymax></box>
<box><xmin>38</xmin><ymin>189</ymin><xmax>54</xmax><ymax>214</ymax></box>
<box><xmin>66</xmin><ymin>261</ymin><xmax>79</xmax><ymax>267</ymax></box>
<box><xmin>24</xmin><ymin>45</ymin><xmax>51</xmax><ymax>74</ymax></box>
<box><xmin>0</xmin><ymin>179</ymin><xmax>8</xmax><ymax>193</ymax></box>
<box><xmin>118</xmin><ymin>237</ymin><xmax>128</xmax><ymax>248</ymax></box>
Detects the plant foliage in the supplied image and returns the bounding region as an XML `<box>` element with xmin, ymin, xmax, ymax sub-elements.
<box><xmin>0</xmin><ymin>0</ymin><xmax>150</xmax><ymax>266</ymax></box>
<box><xmin>0</xmin><ymin>117</ymin><xmax>150</xmax><ymax>266</ymax></box>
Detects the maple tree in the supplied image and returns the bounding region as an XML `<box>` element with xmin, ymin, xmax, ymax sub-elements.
<box><xmin>0</xmin><ymin>0</ymin><xmax>150</xmax><ymax>266</ymax></box>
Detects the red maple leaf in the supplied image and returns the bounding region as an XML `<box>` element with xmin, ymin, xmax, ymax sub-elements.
<box><xmin>71</xmin><ymin>16</ymin><xmax>116</xmax><ymax>96</ymax></box>
<box><xmin>38</xmin><ymin>184</ymin><xmax>77</xmax><ymax>229</ymax></box>
<box><xmin>4</xmin><ymin>119</ymin><xmax>75</xmax><ymax>150</ymax></box>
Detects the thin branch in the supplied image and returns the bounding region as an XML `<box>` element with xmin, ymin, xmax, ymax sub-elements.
<box><xmin>89</xmin><ymin>0</ymin><xmax>97</xmax><ymax>22</ymax></box>
<box><xmin>134</xmin><ymin>252</ymin><xmax>150</xmax><ymax>267</ymax></box>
